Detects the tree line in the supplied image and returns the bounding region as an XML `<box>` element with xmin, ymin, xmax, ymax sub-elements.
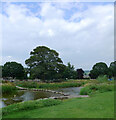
<box><xmin>89</xmin><ymin>61</ymin><xmax>116</xmax><ymax>79</ymax></box>
<box><xmin>1</xmin><ymin>46</ymin><xmax>116</xmax><ymax>81</ymax></box>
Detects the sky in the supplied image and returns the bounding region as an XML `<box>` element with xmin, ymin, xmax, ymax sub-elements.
<box><xmin>0</xmin><ymin>2</ymin><xmax>114</xmax><ymax>70</ymax></box>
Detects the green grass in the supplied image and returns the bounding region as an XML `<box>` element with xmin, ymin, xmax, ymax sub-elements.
<box><xmin>2</xmin><ymin>91</ymin><xmax>114</xmax><ymax>118</ymax></box>
<box><xmin>2</xmin><ymin>99</ymin><xmax>62</xmax><ymax>116</ymax></box>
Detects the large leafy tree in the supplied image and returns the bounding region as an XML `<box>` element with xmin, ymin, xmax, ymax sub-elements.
<box><xmin>2</xmin><ymin>62</ymin><xmax>25</xmax><ymax>79</ymax></box>
<box><xmin>25</xmin><ymin>46</ymin><xmax>64</xmax><ymax>80</ymax></box>
<box><xmin>89</xmin><ymin>62</ymin><xmax>109</xmax><ymax>79</ymax></box>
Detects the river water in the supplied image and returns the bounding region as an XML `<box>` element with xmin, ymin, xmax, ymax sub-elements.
<box><xmin>0</xmin><ymin>87</ymin><xmax>81</xmax><ymax>108</ymax></box>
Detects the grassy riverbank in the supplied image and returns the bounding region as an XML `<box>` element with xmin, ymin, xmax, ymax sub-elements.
<box><xmin>80</xmin><ymin>83</ymin><xmax>114</xmax><ymax>95</ymax></box>
<box><xmin>2</xmin><ymin>83</ymin><xmax>18</xmax><ymax>94</ymax></box>
<box><xmin>2</xmin><ymin>99</ymin><xmax>62</xmax><ymax>116</ymax></box>
<box><xmin>2</xmin><ymin>91</ymin><xmax>114</xmax><ymax>118</ymax></box>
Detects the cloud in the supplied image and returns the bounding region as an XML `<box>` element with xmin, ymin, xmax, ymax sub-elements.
<box><xmin>40</xmin><ymin>3</ymin><xmax>64</xmax><ymax>19</ymax></box>
<box><xmin>1</xmin><ymin>2</ymin><xmax>114</xmax><ymax>70</ymax></box>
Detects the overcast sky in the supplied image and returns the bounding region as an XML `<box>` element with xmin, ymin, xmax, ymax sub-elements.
<box><xmin>1</xmin><ymin>2</ymin><xmax>114</xmax><ymax>70</ymax></box>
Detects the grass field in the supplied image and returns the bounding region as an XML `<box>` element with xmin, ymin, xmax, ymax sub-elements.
<box><xmin>2</xmin><ymin>91</ymin><xmax>114</xmax><ymax>118</ymax></box>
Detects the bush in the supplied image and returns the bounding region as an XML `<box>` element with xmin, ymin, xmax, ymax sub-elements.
<box><xmin>2</xmin><ymin>83</ymin><xmax>18</xmax><ymax>94</ymax></box>
<box><xmin>96</xmin><ymin>75</ymin><xmax>108</xmax><ymax>83</ymax></box>
<box><xmin>2</xmin><ymin>99</ymin><xmax>62</xmax><ymax>115</ymax></box>
<box><xmin>79</xmin><ymin>86</ymin><xmax>92</xmax><ymax>95</ymax></box>
<box><xmin>80</xmin><ymin>83</ymin><xmax>114</xmax><ymax>95</ymax></box>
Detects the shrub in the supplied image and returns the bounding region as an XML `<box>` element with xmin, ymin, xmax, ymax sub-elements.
<box><xmin>80</xmin><ymin>83</ymin><xmax>114</xmax><ymax>95</ymax></box>
<box><xmin>96</xmin><ymin>75</ymin><xmax>108</xmax><ymax>83</ymax></box>
<box><xmin>80</xmin><ymin>86</ymin><xmax>92</xmax><ymax>95</ymax></box>
<box><xmin>2</xmin><ymin>83</ymin><xmax>18</xmax><ymax>94</ymax></box>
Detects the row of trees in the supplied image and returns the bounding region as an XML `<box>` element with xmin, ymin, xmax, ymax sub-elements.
<box><xmin>1</xmin><ymin>46</ymin><xmax>116</xmax><ymax>81</ymax></box>
<box><xmin>1</xmin><ymin>62</ymin><xmax>84</xmax><ymax>81</ymax></box>
<box><xmin>1</xmin><ymin>46</ymin><xmax>84</xmax><ymax>81</ymax></box>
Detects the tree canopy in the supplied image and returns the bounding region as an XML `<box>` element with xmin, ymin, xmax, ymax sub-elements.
<box><xmin>109</xmin><ymin>61</ymin><xmax>116</xmax><ymax>78</ymax></box>
<box><xmin>89</xmin><ymin>62</ymin><xmax>109</xmax><ymax>79</ymax></box>
<box><xmin>63</xmin><ymin>62</ymin><xmax>77</xmax><ymax>79</ymax></box>
<box><xmin>2</xmin><ymin>62</ymin><xmax>25</xmax><ymax>79</ymax></box>
<box><xmin>25</xmin><ymin>46</ymin><xmax>64</xmax><ymax>80</ymax></box>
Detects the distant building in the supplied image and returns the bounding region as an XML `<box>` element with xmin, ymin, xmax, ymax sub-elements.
<box><xmin>83</xmin><ymin>70</ymin><xmax>90</xmax><ymax>79</ymax></box>
<box><xmin>83</xmin><ymin>74</ymin><xmax>90</xmax><ymax>79</ymax></box>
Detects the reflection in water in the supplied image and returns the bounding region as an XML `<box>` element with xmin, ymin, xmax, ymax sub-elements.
<box><xmin>2</xmin><ymin>90</ymin><xmax>61</xmax><ymax>107</ymax></box>
<box><xmin>0</xmin><ymin>99</ymin><xmax>6</xmax><ymax>108</ymax></box>
<box><xmin>54</xmin><ymin>87</ymin><xmax>81</xmax><ymax>96</ymax></box>
<box><xmin>21</xmin><ymin>91</ymin><xmax>34</xmax><ymax>101</ymax></box>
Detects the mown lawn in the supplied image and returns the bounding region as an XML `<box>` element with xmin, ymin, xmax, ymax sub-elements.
<box><xmin>3</xmin><ymin>91</ymin><xmax>114</xmax><ymax>118</ymax></box>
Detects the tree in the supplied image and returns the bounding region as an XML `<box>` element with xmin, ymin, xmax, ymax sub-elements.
<box><xmin>109</xmin><ymin>61</ymin><xmax>116</xmax><ymax>78</ymax></box>
<box><xmin>25</xmin><ymin>46</ymin><xmax>64</xmax><ymax>81</ymax></box>
<box><xmin>56</xmin><ymin>64</ymin><xmax>67</xmax><ymax>79</ymax></box>
<box><xmin>63</xmin><ymin>62</ymin><xmax>77</xmax><ymax>79</ymax></box>
<box><xmin>89</xmin><ymin>62</ymin><xmax>109</xmax><ymax>79</ymax></box>
<box><xmin>77</xmin><ymin>68</ymin><xmax>84</xmax><ymax>79</ymax></box>
<box><xmin>2</xmin><ymin>62</ymin><xmax>25</xmax><ymax>79</ymax></box>
<box><xmin>0</xmin><ymin>65</ymin><xmax>3</xmax><ymax>78</ymax></box>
